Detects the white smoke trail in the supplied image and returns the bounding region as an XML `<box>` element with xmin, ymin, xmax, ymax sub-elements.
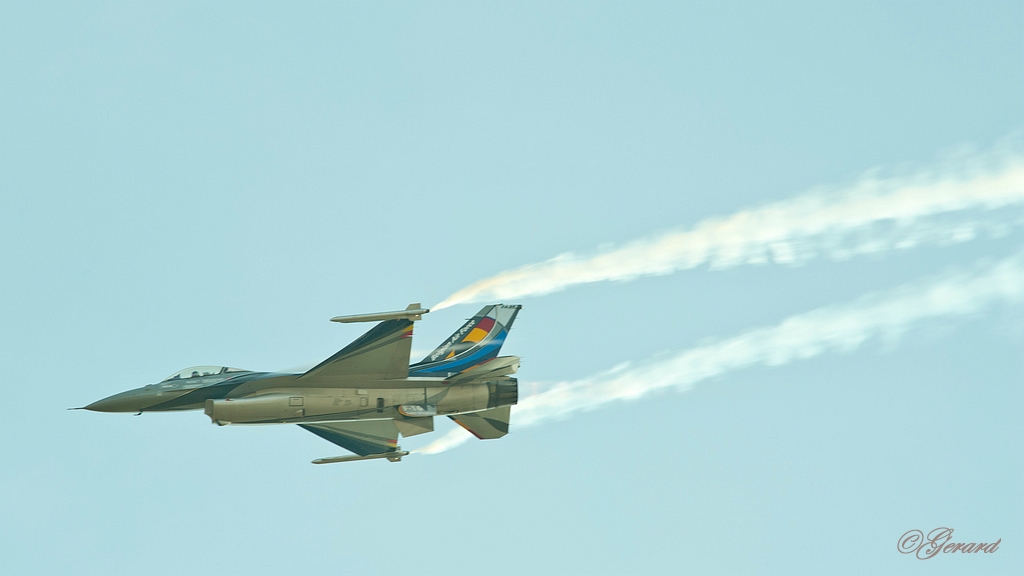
<box><xmin>434</xmin><ymin>149</ymin><xmax>1024</xmax><ymax>310</ymax></box>
<box><xmin>416</xmin><ymin>251</ymin><xmax>1024</xmax><ymax>455</ymax></box>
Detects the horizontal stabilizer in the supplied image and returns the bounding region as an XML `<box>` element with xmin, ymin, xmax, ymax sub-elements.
<box><xmin>450</xmin><ymin>406</ymin><xmax>511</xmax><ymax>440</ymax></box>
<box><xmin>446</xmin><ymin>356</ymin><xmax>520</xmax><ymax>384</ymax></box>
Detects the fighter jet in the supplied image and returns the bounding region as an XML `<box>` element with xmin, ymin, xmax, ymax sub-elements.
<box><xmin>81</xmin><ymin>304</ymin><xmax>521</xmax><ymax>464</ymax></box>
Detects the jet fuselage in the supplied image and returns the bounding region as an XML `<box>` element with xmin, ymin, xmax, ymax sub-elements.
<box><xmin>82</xmin><ymin>303</ymin><xmax>523</xmax><ymax>462</ymax></box>
<box><xmin>85</xmin><ymin>370</ymin><xmax>518</xmax><ymax>426</ymax></box>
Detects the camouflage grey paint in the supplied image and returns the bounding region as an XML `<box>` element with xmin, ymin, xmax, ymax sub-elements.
<box><xmin>83</xmin><ymin>304</ymin><xmax>521</xmax><ymax>463</ymax></box>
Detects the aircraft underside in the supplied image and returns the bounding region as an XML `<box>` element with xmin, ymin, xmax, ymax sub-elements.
<box><xmin>204</xmin><ymin>379</ymin><xmax>518</xmax><ymax>426</ymax></box>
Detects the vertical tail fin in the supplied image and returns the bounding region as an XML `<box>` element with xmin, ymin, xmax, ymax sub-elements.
<box><xmin>409</xmin><ymin>304</ymin><xmax>521</xmax><ymax>377</ymax></box>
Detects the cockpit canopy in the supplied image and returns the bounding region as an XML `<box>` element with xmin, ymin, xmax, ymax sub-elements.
<box><xmin>162</xmin><ymin>366</ymin><xmax>248</xmax><ymax>382</ymax></box>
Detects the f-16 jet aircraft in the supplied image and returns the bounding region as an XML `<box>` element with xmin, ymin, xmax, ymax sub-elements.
<box><xmin>81</xmin><ymin>304</ymin><xmax>521</xmax><ymax>464</ymax></box>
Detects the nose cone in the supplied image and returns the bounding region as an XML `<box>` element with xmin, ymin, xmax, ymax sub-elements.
<box><xmin>85</xmin><ymin>388</ymin><xmax>156</xmax><ymax>413</ymax></box>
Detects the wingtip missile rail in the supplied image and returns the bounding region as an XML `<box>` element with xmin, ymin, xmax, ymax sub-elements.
<box><xmin>330</xmin><ymin>303</ymin><xmax>430</xmax><ymax>323</ymax></box>
<box><xmin>312</xmin><ymin>450</ymin><xmax>410</xmax><ymax>464</ymax></box>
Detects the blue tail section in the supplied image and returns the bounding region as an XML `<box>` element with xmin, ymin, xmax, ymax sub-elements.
<box><xmin>408</xmin><ymin>304</ymin><xmax>521</xmax><ymax>377</ymax></box>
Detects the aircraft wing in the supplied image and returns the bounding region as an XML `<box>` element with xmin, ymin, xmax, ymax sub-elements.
<box><xmin>300</xmin><ymin>420</ymin><xmax>400</xmax><ymax>456</ymax></box>
<box><xmin>300</xmin><ymin>319</ymin><xmax>413</xmax><ymax>381</ymax></box>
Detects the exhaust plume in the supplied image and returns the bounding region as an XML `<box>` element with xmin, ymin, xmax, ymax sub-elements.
<box><xmin>435</xmin><ymin>149</ymin><xmax>1024</xmax><ymax>310</ymax></box>
<box><xmin>417</xmin><ymin>250</ymin><xmax>1024</xmax><ymax>455</ymax></box>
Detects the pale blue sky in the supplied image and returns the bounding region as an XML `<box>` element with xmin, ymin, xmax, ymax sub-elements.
<box><xmin>1</xmin><ymin>2</ymin><xmax>1022</xmax><ymax>575</ymax></box>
